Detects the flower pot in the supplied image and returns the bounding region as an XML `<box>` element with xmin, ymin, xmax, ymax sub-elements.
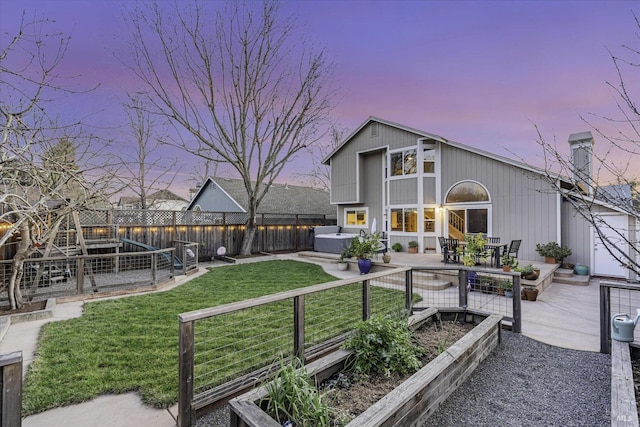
<box><xmin>574</xmin><ymin>265</ymin><xmax>589</xmax><ymax>276</ymax></box>
<box><xmin>523</xmin><ymin>287</ymin><xmax>538</xmax><ymax>301</ymax></box>
<box><xmin>358</xmin><ymin>258</ymin><xmax>372</xmax><ymax>274</ymax></box>
<box><xmin>523</xmin><ymin>271</ymin><xmax>539</xmax><ymax>281</ymax></box>
<box><xmin>504</xmin><ymin>290</ymin><xmax>513</xmax><ymax>298</ymax></box>
<box><xmin>502</xmin><ymin>265</ymin><xmax>511</xmax><ymax>272</ymax></box>
<box><xmin>338</xmin><ymin>262</ymin><xmax>349</xmax><ymax>271</ymax></box>
<box><xmin>382</xmin><ymin>254</ymin><xmax>391</xmax><ymax>263</ymax></box>
<box><xmin>544</xmin><ymin>256</ymin><xmax>556</xmax><ymax>264</ymax></box>
<box><xmin>408</xmin><ymin>247</ymin><xmax>418</xmax><ymax>254</ymax></box>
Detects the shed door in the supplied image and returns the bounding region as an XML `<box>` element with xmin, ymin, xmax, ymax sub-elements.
<box><xmin>594</xmin><ymin>214</ymin><xmax>628</xmax><ymax>278</ymax></box>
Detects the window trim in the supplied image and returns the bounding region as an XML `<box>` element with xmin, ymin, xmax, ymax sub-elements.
<box><xmin>389</xmin><ymin>148</ymin><xmax>418</xmax><ymax>178</ymax></box>
<box><xmin>344</xmin><ymin>207</ymin><xmax>369</xmax><ymax>228</ymax></box>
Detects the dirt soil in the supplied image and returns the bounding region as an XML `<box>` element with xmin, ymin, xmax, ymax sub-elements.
<box><xmin>0</xmin><ymin>300</ymin><xmax>47</xmax><ymax>316</ymax></box>
<box><xmin>322</xmin><ymin>319</ymin><xmax>475</xmax><ymax>425</ymax></box>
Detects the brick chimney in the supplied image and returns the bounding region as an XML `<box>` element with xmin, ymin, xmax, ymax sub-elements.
<box><xmin>568</xmin><ymin>131</ymin><xmax>594</xmax><ymax>194</ymax></box>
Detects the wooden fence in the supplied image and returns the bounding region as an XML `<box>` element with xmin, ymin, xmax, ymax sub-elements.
<box><xmin>1</xmin><ymin>210</ymin><xmax>335</xmax><ymax>263</ymax></box>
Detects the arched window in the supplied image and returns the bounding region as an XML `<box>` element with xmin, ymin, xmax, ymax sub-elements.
<box><xmin>446</xmin><ymin>181</ymin><xmax>489</xmax><ymax>203</ymax></box>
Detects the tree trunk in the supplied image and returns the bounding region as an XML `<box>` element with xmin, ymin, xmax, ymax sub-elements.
<box><xmin>240</xmin><ymin>197</ymin><xmax>258</xmax><ymax>256</ymax></box>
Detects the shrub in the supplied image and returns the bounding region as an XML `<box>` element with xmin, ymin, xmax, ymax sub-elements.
<box><xmin>262</xmin><ymin>357</ymin><xmax>332</xmax><ymax>427</ymax></box>
<box><xmin>343</xmin><ymin>314</ymin><xmax>423</xmax><ymax>377</ymax></box>
<box><xmin>408</xmin><ymin>241</ymin><xmax>419</xmax><ymax>248</ymax></box>
<box><xmin>391</xmin><ymin>242</ymin><xmax>403</xmax><ymax>252</ymax></box>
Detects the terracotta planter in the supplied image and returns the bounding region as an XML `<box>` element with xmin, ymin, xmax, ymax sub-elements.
<box><xmin>502</xmin><ymin>265</ymin><xmax>511</xmax><ymax>272</ymax></box>
<box><xmin>544</xmin><ymin>256</ymin><xmax>556</xmax><ymax>264</ymax></box>
<box><xmin>408</xmin><ymin>247</ymin><xmax>418</xmax><ymax>254</ymax></box>
<box><xmin>523</xmin><ymin>287</ymin><xmax>539</xmax><ymax>301</ymax></box>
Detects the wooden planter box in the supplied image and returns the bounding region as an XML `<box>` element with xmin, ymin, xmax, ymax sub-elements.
<box><xmin>229</xmin><ymin>309</ymin><xmax>503</xmax><ymax>427</ymax></box>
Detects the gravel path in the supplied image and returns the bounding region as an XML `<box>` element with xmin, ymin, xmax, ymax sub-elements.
<box><xmin>195</xmin><ymin>331</ymin><xmax>611</xmax><ymax>427</ymax></box>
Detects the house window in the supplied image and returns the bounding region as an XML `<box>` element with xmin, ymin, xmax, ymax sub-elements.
<box><xmin>345</xmin><ymin>208</ymin><xmax>367</xmax><ymax>226</ymax></box>
<box><xmin>391</xmin><ymin>208</ymin><xmax>418</xmax><ymax>232</ymax></box>
<box><xmin>390</xmin><ymin>149</ymin><xmax>417</xmax><ymax>176</ymax></box>
<box><xmin>423</xmin><ymin>208</ymin><xmax>435</xmax><ymax>232</ymax></box>
<box><xmin>423</xmin><ymin>149</ymin><xmax>435</xmax><ymax>174</ymax></box>
<box><xmin>446</xmin><ymin>181</ymin><xmax>489</xmax><ymax>203</ymax></box>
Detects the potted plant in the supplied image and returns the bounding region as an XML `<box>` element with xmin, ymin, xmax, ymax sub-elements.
<box><xmin>554</xmin><ymin>245</ymin><xmax>573</xmax><ymax>269</ymax></box>
<box><xmin>516</xmin><ymin>264</ymin><xmax>539</xmax><ymax>280</ymax></box>
<box><xmin>461</xmin><ymin>233</ymin><xmax>487</xmax><ymax>266</ymax></box>
<box><xmin>501</xmin><ymin>253</ymin><xmax>518</xmax><ymax>272</ymax></box>
<box><xmin>500</xmin><ymin>280</ymin><xmax>513</xmax><ymax>298</ymax></box>
<box><xmin>536</xmin><ymin>241</ymin><xmax>566</xmax><ymax>264</ymax></box>
<box><xmin>382</xmin><ymin>252</ymin><xmax>391</xmax><ymax>263</ymax></box>
<box><xmin>338</xmin><ymin>247</ymin><xmax>351</xmax><ymax>271</ymax></box>
<box><xmin>523</xmin><ymin>285</ymin><xmax>539</xmax><ymax>301</ymax></box>
<box><xmin>391</xmin><ymin>242</ymin><xmax>403</xmax><ymax>252</ymax></box>
<box><xmin>350</xmin><ymin>232</ymin><xmax>381</xmax><ymax>274</ymax></box>
<box><xmin>407</xmin><ymin>241</ymin><xmax>419</xmax><ymax>254</ymax></box>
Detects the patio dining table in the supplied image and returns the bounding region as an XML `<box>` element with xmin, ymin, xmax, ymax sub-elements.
<box><xmin>458</xmin><ymin>241</ymin><xmax>508</xmax><ymax>268</ymax></box>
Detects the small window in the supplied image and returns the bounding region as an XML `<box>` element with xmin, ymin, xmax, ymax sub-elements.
<box><xmin>345</xmin><ymin>208</ymin><xmax>367</xmax><ymax>226</ymax></box>
<box><xmin>423</xmin><ymin>149</ymin><xmax>435</xmax><ymax>174</ymax></box>
<box><xmin>391</xmin><ymin>207</ymin><xmax>418</xmax><ymax>232</ymax></box>
<box><xmin>371</xmin><ymin>122</ymin><xmax>378</xmax><ymax>137</ymax></box>
<box><xmin>423</xmin><ymin>208</ymin><xmax>435</xmax><ymax>232</ymax></box>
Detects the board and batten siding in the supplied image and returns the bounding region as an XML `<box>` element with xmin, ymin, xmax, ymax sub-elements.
<box><xmin>330</xmin><ymin>122</ymin><xmax>424</xmax><ymax>204</ymax></box>
<box><xmin>561</xmin><ymin>201</ymin><xmax>594</xmax><ymax>267</ymax></box>
<box><xmin>389</xmin><ymin>179</ymin><xmax>418</xmax><ymax>205</ymax></box>
<box><xmin>440</xmin><ymin>144</ymin><xmax>558</xmax><ymax>261</ymax></box>
<box><xmin>422</xmin><ymin>177</ymin><xmax>437</xmax><ymax>204</ymax></box>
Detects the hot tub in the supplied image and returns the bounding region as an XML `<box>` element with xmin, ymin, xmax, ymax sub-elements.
<box><xmin>313</xmin><ymin>233</ymin><xmax>358</xmax><ymax>254</ymax></box>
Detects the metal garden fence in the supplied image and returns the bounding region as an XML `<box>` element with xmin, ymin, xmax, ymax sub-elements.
<box><xmin>600</xmin><ymin>280</ymin><xmax>640</xmax><ymax>353</ymax></box>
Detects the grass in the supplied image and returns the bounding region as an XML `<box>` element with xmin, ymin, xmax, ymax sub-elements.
<box><xmin>22</xmin><ymin>260</ymin><xmax>418</xmax><ymax>415</ymax></box>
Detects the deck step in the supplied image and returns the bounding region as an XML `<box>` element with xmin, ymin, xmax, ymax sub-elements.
<box><xmin>554</xmin><ymin>268</ymin><xmax>575</xmax><ymax>278</ymax></box>
<box><xmin>553</xmin><ymin>273</ymin><xmax>590</xmax><ymax>286</ymax></box>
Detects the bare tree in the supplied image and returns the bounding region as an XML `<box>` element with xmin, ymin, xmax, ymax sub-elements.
<box><xmin>125</xmin><ymin>0</ymin><xmax>335</xmax><ymax>255</ymax></box>
<box><xmin>532</xmin><ymin>13</ymin><xmax>640</xmax><ymax>278</ymax></box>
<box><xmin>111</xmin><ymin>95</ymin><xmax>180</xmax><ymax>209</ymax></box>
<box><xmin>295</xmin><ymin>124</ymin><xmax>346</xmax><ymax>190</ymax></box>
<box><xmin>1</xmin><ymin>15</ymin><xmax>115</xmax><ymax>309</ymax></box>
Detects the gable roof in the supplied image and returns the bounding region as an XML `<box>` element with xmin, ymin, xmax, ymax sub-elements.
<box><xmin>187</xmin><ymin>177</ymin><xmax>335</xmax><ymax>216</ymax></box>
<box><xmin>324</xmin><ymin>116</ymin><xmax>569</xmax><ymax>181</ymax></box>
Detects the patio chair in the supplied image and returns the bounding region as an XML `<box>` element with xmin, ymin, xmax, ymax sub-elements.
<box><xmin>506</xmin><ymin>240</ymin><xmax>521</xmax><ymax>259</ymax></box>
<box><xmin>480</xmin><ymin>237</ymin><xmax>501</xmax><ymax>266</ymax></box>
<box><xmin>443</xmin><ymin>238</ymin><xmax>460</xmax><ymax>264</ymax></box>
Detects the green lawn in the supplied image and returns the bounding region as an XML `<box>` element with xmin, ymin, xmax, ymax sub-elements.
<box><xmin>22</xmin><ymin>260</ymin><xmax>414</xmax><ymax>415</ymax></box>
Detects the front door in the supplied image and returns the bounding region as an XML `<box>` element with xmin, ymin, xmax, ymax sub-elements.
<box><xmin>594</xmin><ymin>214</ymin><xmax>628</xmax><ymax>278</ymax></box>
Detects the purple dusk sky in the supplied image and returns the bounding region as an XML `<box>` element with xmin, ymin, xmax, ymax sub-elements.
<box><xmin>1</xmin><ymin>0</ymin><xmax>639</xmax><ymax>198</ymax></box>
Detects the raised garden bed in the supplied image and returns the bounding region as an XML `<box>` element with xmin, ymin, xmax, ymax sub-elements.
<box><xmin>229</xmin><ymin>308</ymin><xmax>502</xmax><ymax>427</ymax></box>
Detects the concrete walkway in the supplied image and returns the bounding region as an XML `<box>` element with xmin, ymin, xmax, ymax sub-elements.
<box><xmin>0</xmin><ymin>252</ymin><xmax>604</xmax><ymax>427</ymax></box>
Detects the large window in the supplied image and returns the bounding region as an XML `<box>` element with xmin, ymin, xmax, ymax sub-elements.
<box><xmin>391</xmin><ymin>208</ymin><xmax>418</xmax><ymax>232</ymax></box>
<box><xmin>390</xmin><ymin>149</ymin><xmax>417</xmax><ymax>176</ymax></box>
<box><xmin>345</xmin><ymin>208</ymin><xmax>367</xmax><ymax>226</ymax></box>
<box><xmin>423</xmin><ymin>208</ymin><xmax>436</xmax><ymax>232</ymax></box>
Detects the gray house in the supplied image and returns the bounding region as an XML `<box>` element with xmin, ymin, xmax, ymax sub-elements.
<box><xmin>186</xmin><ymin>177</ymin><xmax>336</xmax><ymax>220</ymax></box>
<box><xmin>323</xmin><ymin>116</ymin><xmax>637</xmax><ymax>280</ymax></box>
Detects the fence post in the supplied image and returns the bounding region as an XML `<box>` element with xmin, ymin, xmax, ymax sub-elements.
<box><xmin>178</xmin><ymin>319</ymin><xmax>194</xmax><ymax>427</ymax></box>
<box><xmin>362</xmin><ymin>279</ymin><xmax>370</xmax><ymax>321</ymax></box>
<box><xmin>458</xmin><ymin>269</ymin><xmax>467</xmax><ymax>308</ymax></box>
<box><xmin>0</xmin><ymin>351</ymin><xmax>22</xmax><ymax>427</ymax></box>
<box><xmin>293</xmin><ymin>296</ymin><xmax>305</xmax><ymax>361</ymax></box>
<box><xmin>600</xmin><ymin>283</ymin><xmax>611</xmax><ymax>354</ymax></box>
<box><xmin>512</xmin><ymin>275</ymin><xmax>521</xmax><ymax>333</ymax></box>
<box><xmin>151</xmin><ymin>253</ymin><xmax>157</xmax><ymax>284</ymax></box>
<box><xmin>405</xmin><ymin>270</ymin><xmax>413</xmax><ymax>312</ymax></box>
<box><xmin>76</xmin><ymin>258</ymin><xmax>84</xmax><ymax>295</ymax></box>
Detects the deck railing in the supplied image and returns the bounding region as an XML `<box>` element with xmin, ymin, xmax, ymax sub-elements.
<box><xmin>0</xmin><ymin>351</ymin><xmax>22</xmax><ymax>427</ymax></box>
<box><xmin>599</xmin><ymin>280</ymin><xmax>640</xmax><ymax>354</ymax></box>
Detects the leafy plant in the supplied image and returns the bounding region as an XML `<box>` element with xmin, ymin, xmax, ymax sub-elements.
<box><xmin>262</xmin><ymin>357</ymin><xmax>332</xmax><ymax>427</ymax></box>
<box><xmin>501</xmin><ymin>252</ymin><xmax>518</xmax><ymax>268</ymax></box>
<box><xmin>391</xmin><ymin>242</ymin><xmax>403</xmax><ymax>252</ymax></box>
<box><xmin>535</xmin><ymin>241</ymin><xmax>571</xmax><ymax>263</ymax></box>
<box><xmin>408</xmin><ymin>241</ymin><xmax>419</xmax><ymax>248</ymax></box>
<box><xmin>554</xmin><ymin>245</ymin><xmax>572</xmax><ymax>263</ymax></box>
<box><xmin>515</xmin><ymin>264</ymin><xmax>535</xmax><ymax>275</ymax></box>
<box><xmin>343</xmin><ymin>314</ymin><xmax>423</xmax><ymax>377</ymax></box>
<box><xmin>349</xmin><ymin>232</ymin><xmax>382</xmax><ymax>260</ymax></box>
<box><xmin>339</xmin><ymin>247</ymin><xmax>352</xmax><ymax>262</ymax></box>
<box><xmin>436</xmin><ymin>314</ymin><xmax>459</xmax><ymax>354</ymax></box>
<box><xmin>499</xmin><ymin>280</ymin><xmax>513</xmax><ymax>291</ymax></box>
<box><xmin>460</xmin><ymin>233</ymin><xmax>487</xmax><ymax>266</ymax></box>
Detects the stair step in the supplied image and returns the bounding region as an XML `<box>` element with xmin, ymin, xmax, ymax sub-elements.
<box><xmin>554</xmin><ymin>268</ymin><xmax>575</xmax><ymax>278</ymax></box>
<box><xmin>553</xmin><ymin>273</ymin><xmax>590</xmax><ymax>286</ymax></box>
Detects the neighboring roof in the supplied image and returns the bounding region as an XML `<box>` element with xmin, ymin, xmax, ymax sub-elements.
<box><xmin>323</xmin><ymin>116</ymin><xmax>568</xmax><ymax>183</ymax></box>
<box><xmin>118</xmin><ymin>190</ymin><xmax>187</xmax><ymax>207</ymax></box>
<box><xmin>188</xmin><ymin>177</ymin><xmax>335</xmax><ymax>216</ymax></box>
